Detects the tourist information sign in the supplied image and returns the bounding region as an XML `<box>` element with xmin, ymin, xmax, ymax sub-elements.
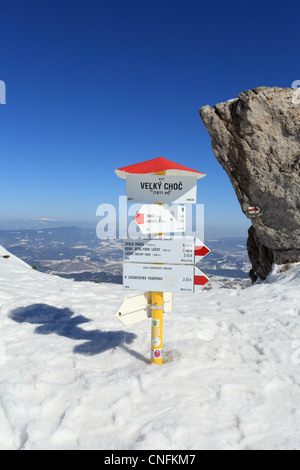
<box><xmin>123</xmin><ymin>263</ymin><xmax>209</xmax><ymax>293</ymax></box>
<box><xmin>123</xmin><ymin>236</ymin><xmax>210</xmax><ymax>265</ymax></box>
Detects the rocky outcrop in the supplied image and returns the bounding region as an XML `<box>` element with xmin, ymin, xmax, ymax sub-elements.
<box><xmin>199</xmin><ymin>86</ymin><xmax>300</xmax><ymax>282</ymax></box>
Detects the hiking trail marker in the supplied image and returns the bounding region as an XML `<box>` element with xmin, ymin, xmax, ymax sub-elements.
<box><xmin>247</xmin><ymin>205</ymin><xmax>261</xmax><ymax>216</ymax></box>
<box><xmin>114</xmin><ymin>156</ymin><xmax>209</xmax><ymax>365</ymax></box>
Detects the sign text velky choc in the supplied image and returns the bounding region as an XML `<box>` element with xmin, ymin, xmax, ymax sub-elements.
<box><xmin>126</xmin><ymin>174</ymin><xmax>197</xmax><ymax>204</ymax></box>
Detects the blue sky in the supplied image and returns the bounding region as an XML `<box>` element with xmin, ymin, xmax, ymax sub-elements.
<box><xmin>1</xmin><ymin>0</ymin><xmax>299</xmax><ymax>237</ymax></box>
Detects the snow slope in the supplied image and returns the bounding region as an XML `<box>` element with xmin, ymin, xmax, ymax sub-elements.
<box><xmin>0</xmin><ymin>244</ymin><xmax>300</xmax><ymax>450</ymax></box>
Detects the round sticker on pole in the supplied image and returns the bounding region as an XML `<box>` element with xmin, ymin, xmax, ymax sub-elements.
<box><xmin>152</xmin><ymin>336</ymin><xmax>161</xmax><ymax>347</ymax></box>
<box><xmin>151</xmin><ymin>348</ymin><xmax>162</xmax><ymax>359</ymax></box>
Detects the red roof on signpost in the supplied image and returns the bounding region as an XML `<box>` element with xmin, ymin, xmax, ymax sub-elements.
<box><xmin>115</xmin><ymin>156</ymin><xmax>206</xmax><ymax>179</ymax></box>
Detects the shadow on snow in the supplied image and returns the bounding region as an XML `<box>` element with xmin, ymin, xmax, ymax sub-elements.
<box><xmin>10</xmin><ymin>303</ymin><xmax>148</xmax><ymax>363</ymax></box>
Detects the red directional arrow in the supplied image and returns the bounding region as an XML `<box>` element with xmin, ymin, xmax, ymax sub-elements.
<box><xmin>194</xmin><ymin>267</ymin><xmax>210</xmax><ymax>289</ymax></box>
<box><xmin>248</xmin><ymin>206</ymin><xmax>261</xmax><ymax>215</ymax></box>
<box><xmin>194</xmin><ymin>274</ymin><xmax>210</xmax><ymax>286</ymax></box>
<box><xmin>195</xmin><ymin>245</ymin><xmax>210</xmax><ymax>257</ymax></box>
<box><xmin>135</xmin><ymin>213</ymin><xmax>144</xmax><ymax>225</ymax></box>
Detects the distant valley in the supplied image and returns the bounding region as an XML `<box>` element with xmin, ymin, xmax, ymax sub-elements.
<box><xmin>0</xmin><ymin>226</ymin><xmax>251</xmax><ymax>288</ymax></box>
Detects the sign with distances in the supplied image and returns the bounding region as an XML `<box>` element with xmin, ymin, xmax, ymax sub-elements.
<box><xmin>123</xmin><ymin>236</ymin><xmax>210</xmax><ymax>265</ymax></box>
<box><xmin>126</xmin><ymin>174</ymin><xmax>197</xmax><ymax>204</ymax></box>
<box><xmin>123</xmin><ymin>263</ymin><xmax>209</xmax><ymax>293</ymax></box>
<box><xmin>135</xmin><ymin>204</ymin><xmax>186</xmax><ymax>234</ymax></box>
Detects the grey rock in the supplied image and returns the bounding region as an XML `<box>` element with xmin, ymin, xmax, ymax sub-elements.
<box><xmin>199</xmin><ymin>86</ymin><xmax>300</xmax><ymax>281</ymax></box>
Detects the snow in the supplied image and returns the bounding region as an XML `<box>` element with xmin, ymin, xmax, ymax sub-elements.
<box><xmin>0</xmin><ymin>244</ymin><xmax>300</xmax><ymax>450</ymax></box>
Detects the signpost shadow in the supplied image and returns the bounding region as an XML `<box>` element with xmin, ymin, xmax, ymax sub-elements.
<box><xmin>10</xmin><ymin>303</ymin><xmax>148</xmax><ymax>363</ymax></box>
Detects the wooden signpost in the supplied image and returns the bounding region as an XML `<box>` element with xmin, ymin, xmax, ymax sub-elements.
<box><xmin>115</xmin><ymin>156</ymin><xmax>209</xmax><ymax>365</ymax></box>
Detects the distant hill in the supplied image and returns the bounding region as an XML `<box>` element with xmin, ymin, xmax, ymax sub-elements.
<box><xmin>0</xmin><ymin>226</ymin><xmax>251</xmax><ymax>286</ymax></box>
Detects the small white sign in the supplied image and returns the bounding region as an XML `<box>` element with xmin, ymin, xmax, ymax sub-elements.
<box><xmin>115</xmin><ymin>291</ymin><xmax>173</xmax><ymax>325</ymax></box>
<box><xmin>123</xmin><ymin>236</ymin><xmax>210</xmax><ymax>265</ymax></box>
<box><xmin>135</xmin><ymin>204</ymin><xmax>186</xmax><ymax>234</ymax></box>
<box><xmin>126</xmin><ymin>175</ymin><xmax>197</xmax><ymax>204</ymax></box>
<box><xmin>123</xmin><ymin>263</ymin><xmax>209</xmax><ymax>293</ymax></box>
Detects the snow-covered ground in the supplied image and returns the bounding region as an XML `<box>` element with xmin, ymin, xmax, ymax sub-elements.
<box><xmin>0</xmin><ymin>244</ymin><xmax>300</xmax><ymax>450</ymax></box>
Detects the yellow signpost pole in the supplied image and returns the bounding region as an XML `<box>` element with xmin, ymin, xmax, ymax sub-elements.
<box><xmin>151</xmin><ymin>291</ymin><xmax>164</xmax><ymax>364</ymax></box>
<box><xmin>151</xmin><ymin>171</ymin><xmax>165</xmax><ymax>365</ymax></box>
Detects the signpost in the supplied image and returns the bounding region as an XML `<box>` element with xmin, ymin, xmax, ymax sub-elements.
<box><xmin>115</xmin><ymin>157</ymin><xmax>210</xmax><ymax>365</ymax></box>
<box><xmin>123</xmin><ymin>236</ymin><xmax>210</xmax><ymax>265</ymax></box>
<box><xmin>134</xmin><ymin>204</ymin><xmax>186</xmax><ymax>234</ymax></box>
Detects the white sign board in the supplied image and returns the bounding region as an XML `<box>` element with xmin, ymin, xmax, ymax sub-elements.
<box><xmin>135</xmin><ymin>204</ymin><xmax>186</xmax><ymax>234</ymax></box>
<box><xmin>126</xmin><ymin>175</ymin><xmax>197</xmax><ymax>204</ymax></box>
<box><xmin>123</xmin><ymin>236</ymin><xmax>210</xmax><ymax>265</ymax></box>
<box><xmin>123</xmin><ymin>263</ymin><xmax>209</xmax><ymax>293</ymax></box>
<box><xmin>115</xmin><ymin>292</ymin><xmax>173</xmax><ymax>325</ymax></box>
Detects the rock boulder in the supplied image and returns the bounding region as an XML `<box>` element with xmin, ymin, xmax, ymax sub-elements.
<box><xmin>199</xmin><ymin>86</ymin><xmax>300</xmax><ymax>281</ymax></box>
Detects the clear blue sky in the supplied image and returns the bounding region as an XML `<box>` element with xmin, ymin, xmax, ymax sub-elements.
<box><xmin>1</xmin><ymin>0</ymin><xmax>299</xmax><ymax>237</ymax></box>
